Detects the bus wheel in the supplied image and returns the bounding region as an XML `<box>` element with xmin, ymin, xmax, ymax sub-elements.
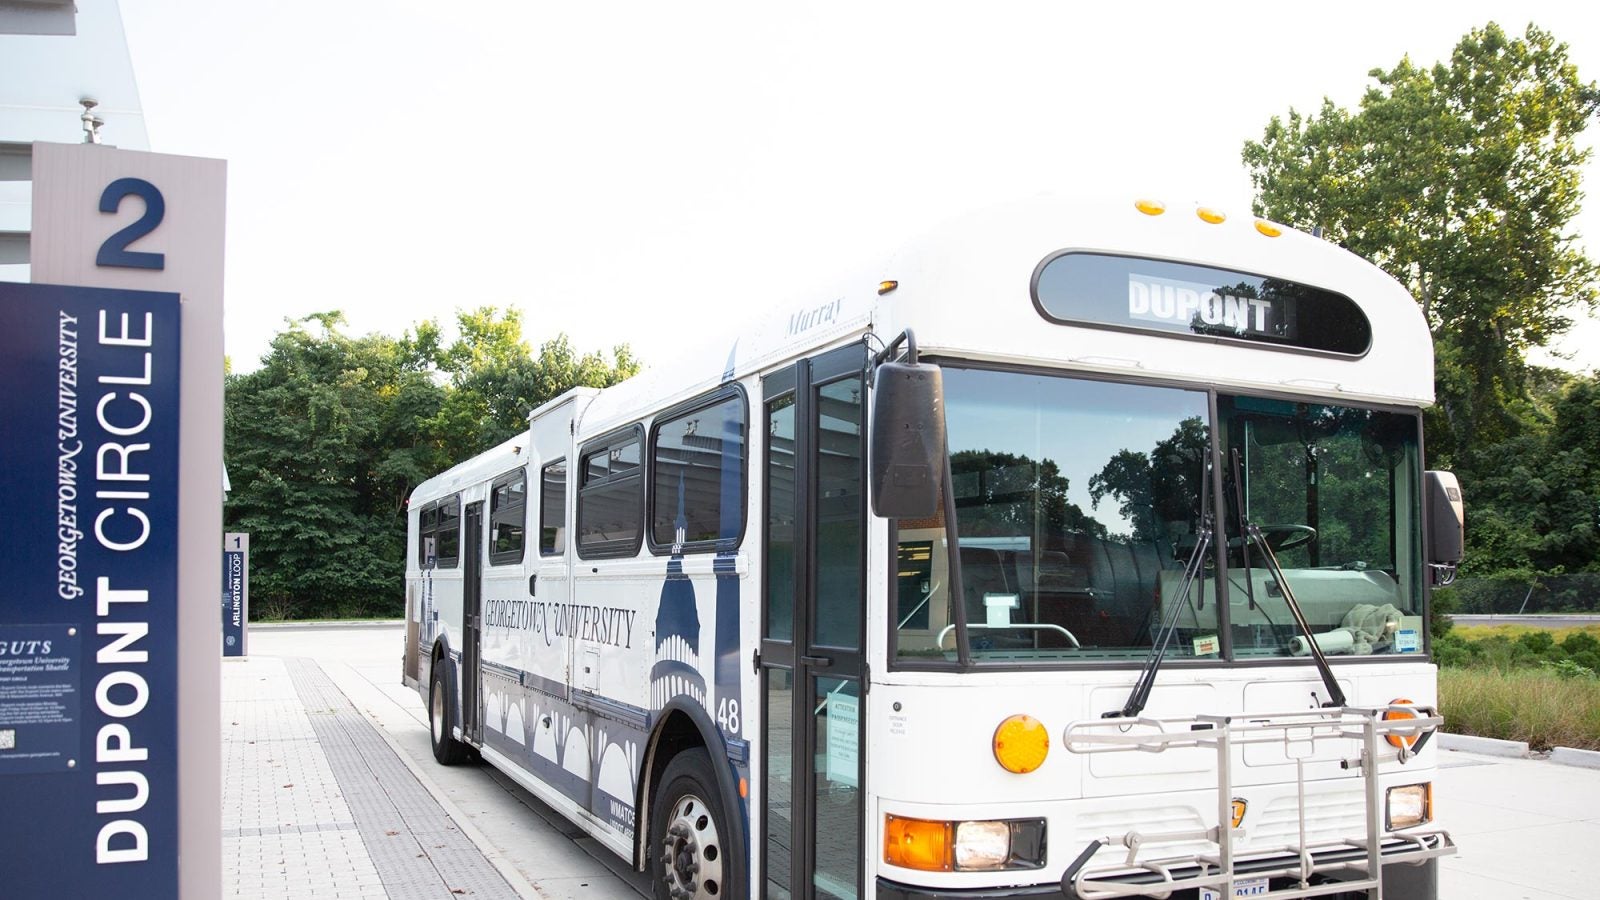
<box><xmin>652</xmin><ymin>749</ymin><xmax>734</xmax><ymax>900</ymax></box>
<box><xmin>429</xmin><ymin>663</ymin><xmax>469</xmax><ymax>766</ymax></box>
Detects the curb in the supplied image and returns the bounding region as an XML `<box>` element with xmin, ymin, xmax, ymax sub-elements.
<box><xmin>1438</xmin><ymin>732</ymin><xmax>1530</xmax><ymax>758</ymax></box>
<box><xmin>250</xmin><ymin>619</ymin><xmax>405</xmax><ymax>630</ymax></box>
<box><xmin>1549</xmin><ymin>746</ymin><xmax>1600</xmax><ymax>770</ymax></box>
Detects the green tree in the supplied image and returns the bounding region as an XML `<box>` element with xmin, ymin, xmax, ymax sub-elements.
<box><xmin>1089</xmin><ymin>416</ymin><xmax>1208</xmax><ymax>542</ymax></box>
<box><xmin>431</xmin><ymin>307</ymin><xmax>641</xmax><ymax>453</ymax></box>
<box><xmin>1242</xmin><ymin>22</ymin><xmax>1600</xmax><ymax>466</ymax></box>
<box><xmin>224</xmin><ymin>310</ymin><xmax>642</xmax><ymax>617</ymax></box>
<box><xmin>224</xmin><ymin>312</ymin><xmax>444</xmax><ymax>617</ymax></box>
<box><xmin>950</xmin><ymin>449</ymin><xmax>1104</xmax><ymax>539</ymax></box>
<box><xmin>1460</xmin><ymin>372</ymin><xmax>1600</xmax><ymax>576</ymax></box>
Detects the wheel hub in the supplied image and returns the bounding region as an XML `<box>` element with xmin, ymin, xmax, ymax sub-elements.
<box><xmin>660</xmin><ymin>794</ymin><xmax>722</xmax><ymax>900</ymax></box>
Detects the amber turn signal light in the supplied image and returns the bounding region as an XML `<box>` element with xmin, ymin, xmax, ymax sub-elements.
<box><xmin>884</xmin><ymin>814</ymin><xmax>952</xmax><ymax>871</ymax></box>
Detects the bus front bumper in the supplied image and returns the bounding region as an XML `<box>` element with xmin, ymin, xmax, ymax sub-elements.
<box><xmin>876</xmin><ymin>834</ymin><xmax>1447</xmax><ymax>900</ymax></box>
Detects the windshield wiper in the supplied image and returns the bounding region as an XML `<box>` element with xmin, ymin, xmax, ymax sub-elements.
<box><xmin>1105</xmin><ymin>458</ymin><xmax>1212</xmax><ymax>720</ymax></box>
<box><xmin>1229</xmin><ymin>448</ymin><xmax>1347</xmax><ymax>708</ymax></box>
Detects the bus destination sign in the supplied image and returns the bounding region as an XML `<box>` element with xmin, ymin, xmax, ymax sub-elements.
<box><xmin>1033</xmin><ymin>252</ymin><xmax>1371</xmax><ymax>356</ymax></box>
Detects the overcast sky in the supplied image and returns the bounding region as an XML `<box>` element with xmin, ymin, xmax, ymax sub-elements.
<box><xmin>116</xmin><ymin>1</ymin><xmax>1600</xmax><ymax>374</ymax></box>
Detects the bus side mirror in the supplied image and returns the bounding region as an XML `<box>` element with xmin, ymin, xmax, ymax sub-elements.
<box><xmin>1424</xmin><ymin>470</ymin><xmax>1464</xmax><ymax>566</ymax></box>
<box><xmin>870</xmin><ymin>360</ymin><xmax>945</xmax><ymax>519</ymax></box>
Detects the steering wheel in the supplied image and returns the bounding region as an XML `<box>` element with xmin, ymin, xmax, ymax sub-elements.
<box><xmin>1255</xmin><ymin>523</ymin><xmax>1317</xmax><ymax>552</ymax></box>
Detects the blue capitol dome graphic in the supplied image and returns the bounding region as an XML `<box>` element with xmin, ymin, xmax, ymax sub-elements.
<box><xmin>650</xmin><ymin>476</ymin><xmax>705</xmax><ymax>709</ymax></box>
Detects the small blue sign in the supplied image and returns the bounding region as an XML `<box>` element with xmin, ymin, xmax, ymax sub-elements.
<box><xmin>222</xmin><ymin>545</ymin><xmax>245</xmax><ymax>656</ymax></box>
<box><xmin>0</xmin><ymin>281</ymin><xmax>181</xmax><ymax>895</ymax></box>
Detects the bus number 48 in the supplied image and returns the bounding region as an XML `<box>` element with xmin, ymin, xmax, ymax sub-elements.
<box><xmin>717</xmin><ymin>699</ymin><xmax>740</xmax><ymax>734</ymax></box>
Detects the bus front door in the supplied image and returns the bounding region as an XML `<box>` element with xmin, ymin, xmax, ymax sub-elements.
<box><xmin>761</xmin><ymin>343</ymin><xmax>867</xmax><ymax>900</ymax></box>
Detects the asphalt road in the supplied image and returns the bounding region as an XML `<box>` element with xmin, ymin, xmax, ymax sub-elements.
<box><xmin>245</xmin><ymin>622</ymin><xmax>1600</xmax><ymax>900</ymax></box>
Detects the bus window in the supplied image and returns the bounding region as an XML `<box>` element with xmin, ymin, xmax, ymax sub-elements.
<box><xmin>577</xmin><ymin>430</ymin><xmax>644</xmax><ymax>557</ymax></box>
<box><xmin>650</xmin><ymin>392</ymin><xmax>746</xmax><ymax>551</ymax></box>
<box><xmin>541</xmin><ymin>459</ymin><xmax>567</xmax><ymax>556</ymax></box>
<box><xmin>489</xmin><ymin>469</ymin><xmax>527</xmax><ymax>565</ymax></box>
<box><xmin>418</xmin><ymin>504</ymin><xmax>437</xmax><ymax>566</ymax></box>
<box><xmin>436</xmin><ymin>496</ymin><xmax>460</xmax><ymax>567</ymax></box>
<box><xmin>1219</xmin><ymin>396</ymin><xmax>1423</xmax><ymax>657</ymax></box>
<box><xmin>896</xmin><ymin>367</ymin><xmax>1212</xmax><ymax>662</ymax></box>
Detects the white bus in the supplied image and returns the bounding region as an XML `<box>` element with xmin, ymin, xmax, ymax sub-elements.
<box><xmin>403</xmin><ymin>196</ymin><xmax>1463</xmax><ymax>900</ymax></box>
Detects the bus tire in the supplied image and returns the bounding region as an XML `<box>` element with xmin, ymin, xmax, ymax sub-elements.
<box><xmin>429</xmin><ymin>662</ymin><xmax>470</xmax><ymax>766</ymax></box>
<box><xmin>651</xmin><ymin>748</ymin><xmax>739</xmax><ymax>900</ymax></box>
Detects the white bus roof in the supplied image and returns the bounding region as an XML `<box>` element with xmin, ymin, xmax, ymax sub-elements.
<box><xmin>420</xmin><ymin>195</ymin><xmax>1435</xmax><ymax>497</ymax></box>
<box><xmin>411</xmin><ymin>430</ymin><xmax>529</xmax><ymax>507</ymax></box>
<box><xmin>875</xmin><ymin>196</ymin><xmax>1435</xmax><ymax>406</ymax></box>
<box><xmin>582</xmin><ymin>196</ymin><xmax>1434</xmax><ymax>440</ymax></box>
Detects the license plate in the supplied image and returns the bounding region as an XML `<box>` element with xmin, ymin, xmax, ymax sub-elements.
<box><xmin>1200</xmin><ymin>877</ymin><xmax>1269</xmax><ymax>900</ymax></box>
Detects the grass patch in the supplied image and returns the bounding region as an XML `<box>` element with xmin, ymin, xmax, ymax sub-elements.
<box><xmin>1440</xmin><ymin>666</ymin><xmax>1600</xmax><ymax>750</ymax></box>
<box><xmin>1451</xmin><ymin>622</ymin><xmax>1600</xmax><ymax>642</ymax></box>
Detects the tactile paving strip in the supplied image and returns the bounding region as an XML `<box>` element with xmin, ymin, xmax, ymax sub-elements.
<box><xmin>285</xmin><ymin>657</ymin><xmax>523</xmax><ymax>899</ymax></box>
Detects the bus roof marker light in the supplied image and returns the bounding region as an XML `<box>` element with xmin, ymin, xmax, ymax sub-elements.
<box><xmin>1255</xmin><ymin>220</ymin><xmax>1283</xmax><ymax>238</ymax></box>
<box><xmin>1197</xmin><ymin>206</ymin><xmax>1227</xmax><ymax>225</ymax></box>
<box><xmin>1134</xmin><ymin>198</ymin><xmax>1166</xmax><ymax>216</ymax></box>
<box><xmin>878</xmin><ymin>280</ymin><xmax>899</xmax><ymax>295</ymax></box>
<box><xmin>992</xmin><ymin>714</ymin><xmax>1048</xmax><ymax>774</ymax></box>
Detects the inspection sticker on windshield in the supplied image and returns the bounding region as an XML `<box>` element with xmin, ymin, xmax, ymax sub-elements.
<box><xmin>1200</xmin><ymin>876</ymin><xmax>1269</xmax><ymax>899</ymax></box>
<box><xmin>1396</xmin><ymin>629</ymin><xmax>1420</xmax><ymax>653</ymax></box>
<box><xmin>1193</xmin><ymin>634</ymin><xmax>1220</xmax><ymax>656</ymax></box>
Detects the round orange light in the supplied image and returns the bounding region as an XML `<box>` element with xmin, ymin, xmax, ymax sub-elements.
<box><xmin>1254</xmin><ymin>220</ymin><xmax>1283</xmax><ymax>238</ymax></box>
<box><xmin>1135</xmin><ymin>198</ymin><xmax>1166</xmax><ymax>216</ymax></box>
<box><xmin>993</xmin><ymin>714</ymin><xmax>1049</xmax><ymax>774</ymax></box>
<box><xmin>1384</xmin><ymin>698</ymin><xmax>1420</xmax><ymax>749</ymax></box>
<box><xmin>1197</xmin><ymin>207</ymin><xmax>1227</xmax><ymax>224</ymax></box>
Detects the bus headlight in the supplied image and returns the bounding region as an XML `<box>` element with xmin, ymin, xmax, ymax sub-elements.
<box><xmin>954</xmin><ymin>821</ymin><xmax>1010</xmax><ymax>869</ymax></box>
<box><xmin>1386</xmin><ymin>783</ymin><xmax>1432</xmax><ymax>829</ymax></box>
<box><xmin>885</xmin><ymin>815</ymin><xmax>1046</xmax><ymax>871</ymax></box>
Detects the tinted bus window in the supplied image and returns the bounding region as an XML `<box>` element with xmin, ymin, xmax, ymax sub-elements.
<box><xmin>436</xmin><ymin>496</ymin><xmax>460</xmax><ymax>566</ymax></box>
<box><xmin>578</xmin><ymin>431</ymin><xmax>643</xmax><ymax>558</ymax></box>
<box><xmin>490</xmin><ymin>470</ymin><xmax>527</xmax><ymax>565</ymax></box>
<box><xmin>651</xmin><ymin>393</ymin><xmax>746</xmax><ymax>551</ymax></box>
<box><xmin>541</xmin><ymin>460</ymin><xmax>567</xmax><ymax>556</ymax></box>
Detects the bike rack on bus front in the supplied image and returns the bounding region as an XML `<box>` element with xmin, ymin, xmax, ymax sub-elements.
<box><xmin>1057</xmin><ymin>705</ymin><xmax>1457</xmax><ymax>900</ymax></box>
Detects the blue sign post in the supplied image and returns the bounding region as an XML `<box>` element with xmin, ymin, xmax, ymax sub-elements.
<box><xmin>0</xmin><ymin>281</ymin><xmax>182</xmax><ymax>895</ymax></box>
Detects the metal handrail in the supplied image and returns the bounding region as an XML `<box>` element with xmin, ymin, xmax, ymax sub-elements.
<box><xmin>937</xmin><ymin>622</ymin><xmax>1081</xmax><ymax>649</ymax></box>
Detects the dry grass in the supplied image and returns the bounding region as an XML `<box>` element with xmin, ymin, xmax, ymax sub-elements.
<box><xmin>1439</xmin><ymin>667</ymin><xmax>1600</xmax><ymax>750</ymax></box>
<box><xmin>1450</xmin><ymin>622</ymin><xmax>1600</xmax><ymax>642</ymax></box>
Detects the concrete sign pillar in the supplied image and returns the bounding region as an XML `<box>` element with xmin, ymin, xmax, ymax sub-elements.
<box><xmin>7</xmin><ymin>141</ymin><xmax>226</xmax><ymax>898</ymax></box>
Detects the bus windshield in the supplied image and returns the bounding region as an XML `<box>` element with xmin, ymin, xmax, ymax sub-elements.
<box><xmin>892</xmin><ymin>365</ymin><xmax>1425</xmax><ymax>665</ymax></box>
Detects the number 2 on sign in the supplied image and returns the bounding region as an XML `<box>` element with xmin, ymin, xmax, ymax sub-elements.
<box><xmin>96</xmin><ymin>177</ymin><xmax>166</xmax><ymax>270</ymax></box>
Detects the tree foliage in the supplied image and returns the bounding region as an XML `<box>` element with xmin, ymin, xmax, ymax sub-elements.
<box><xmin>1089</xmin><ymin>416</ymin><xmax>1208</xmax><ymax>542</ymax></box>
<box><xmin>951</xmin><ymin>449</ymin><xmax>1105</xmax><ymax>539</ymax></box>
<box><xmin>223</xmin><ymin>310</ymin><xmax>639</xmax><ymax>618</ymax></box>
<box><xmin>1243</xmin><ymin>22</ymin><xmax>1600</xmax><ymax>465</ymax></box>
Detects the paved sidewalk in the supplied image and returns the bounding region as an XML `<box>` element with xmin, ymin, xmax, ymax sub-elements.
<box><xmin>223</xmin><ymin>654</ymin><xmax>523</xmax><ymax>899</ymax></box>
